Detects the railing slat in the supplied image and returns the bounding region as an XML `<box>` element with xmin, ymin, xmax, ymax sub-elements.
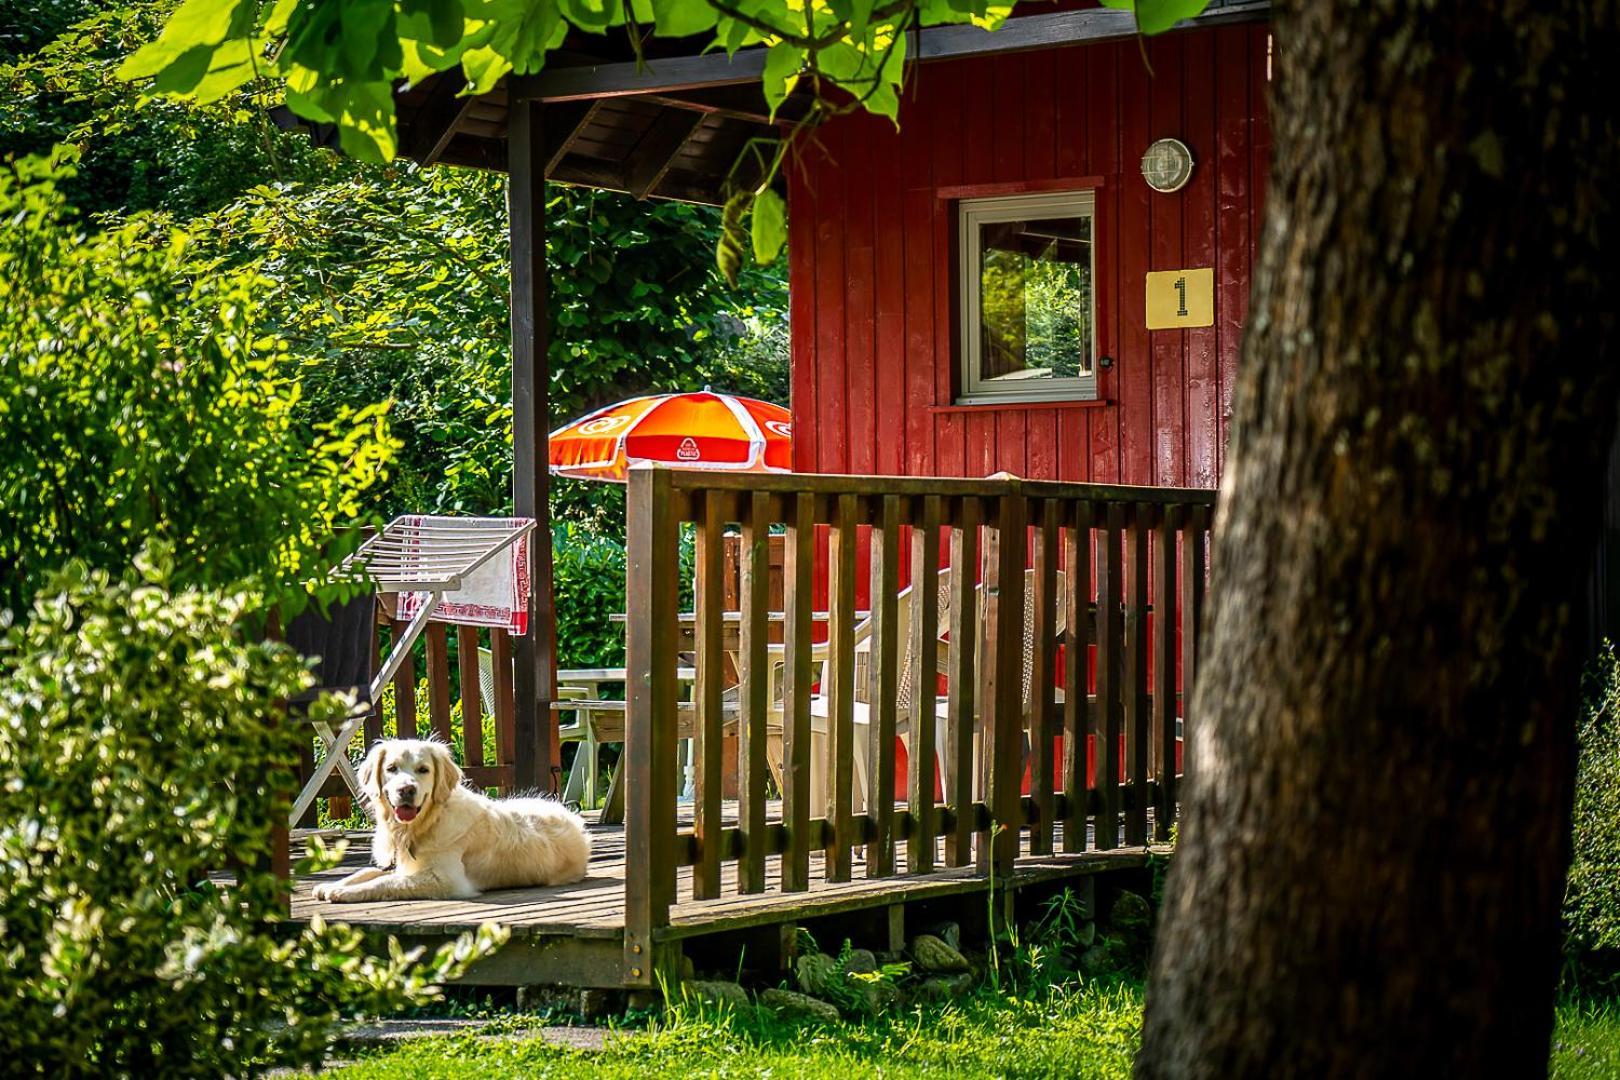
<box><xmin>1096</xmin><ymin>503</ymin><xmax>1123</xmax><ymax>850</ymax></box>
<box><xmin>366</xmin><ymin>605</ymin><xmax>385</xmax><ymax>747</ymax></box>
<box><xmin>781</xmin><ymin>492</ymin><xmax>816</xmax><ymax>892</ymax></box>
<box><xmin>1030</xmin><ymin>498</ymin><xmax>1060</xmax><ymax>856</ymax></box>
<box><xmin>458</xmin><ymin>625</ymin><xmax>484</xmax><ymax>769</ymax></box>
<box><xmin>737</xmin><ymin>490</ymin><xmax>771</xmax><ymax>894</ymax></box>
<box><xmin>944</xmin><ymin>497</ymin><xmax>979</xmax><ymax>868</ymax></box>
<box><xmin>866</xmin><ymin>494</ymin><xmax>902</xmax><ymax>878</ymax></box>
<box><xmin>1155</xmin><ymin>505</ymin><xmax>1180</xmax><ymax>841</ymax></box>
<box><xmin>1124</xmin><ymin>503</ymin><xmax>1151</xmax><ymax>847</ymax></box>
<box><xmin>692</xmin><ymin>492</ymin><xmax>726</xmax><ymax>900</ymax></box>
<box><xmin>426</xmin><ymin>622</ymin><xmax>454</xmax><ymax>745</ymax></box>
<box><xmin>825</xmin><ymin>492</ymin><xmax>859</xmax><ymax>883</ymax></box>
<box><xmin>624</xmin><ymin>466</ymin><xmax>679</xmax><ymax>987</ymax></box>
<box><xmin>1182</xmin><ymin>505</ymin><xmax>1209</xmax><ymax>781</ymax></box>
<box><xmin>490</xmin><ymin>628</ymin><xmax>516</xmax><ymax>782</ymax></box>
<box><xmin>390</xmin><ymin>616</ymin><xmax>418</xmax><ymax>739</ymax></box>
<box><xmin>907</xmin><ymin>495</ymin><xmax>943</xmax><ymax>874</ymax></box>
<box><xmin>1062</xmin><ymin>503</ymin><xmax>1093</xmax><ymax>852</ymax></box>
<box><xmin>982</xmin><ymin>489</ymin><xmax>1026</xmax><ymax>874</ymax></box>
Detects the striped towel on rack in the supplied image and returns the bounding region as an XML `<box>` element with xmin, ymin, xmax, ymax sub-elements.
<box><xmin>394</xmin><ymin>515</ymin><xmax>532</xmax><ymax>636</ymax></box>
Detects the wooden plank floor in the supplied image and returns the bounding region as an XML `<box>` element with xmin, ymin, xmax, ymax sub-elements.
<box><xmin>290</xmin><ymin>804</ymin><xmax>1160</xmax><ymax>941</ymax></box>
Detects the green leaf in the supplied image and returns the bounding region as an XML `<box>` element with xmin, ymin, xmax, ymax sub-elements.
<box><xmin>849</xmin><ymin>0</ymin><xmax>876</xmax><ymax>36</ymax></box>
<box><xmin>1098</xmin><ymin>0</ymin><xmax>1211</xmax><ymax>36</ymax></box>
<box><xmin>761</xmin><ymin>42</ymin><xmax>803</xmax><ymax>117</ymax></box>
<box><xmin>750</xmin><ymin>188</ymin><xmax>786</xmax><ymax>266</ymax></box>
<box><xmin>717</xmin><ymin>192</ymin><xmax>750</xmax><ymax>288</ymax></box>
<box><xmin>398</xmin><ymin>0</ymin><xmax>468</xmax><ymax>49</ymax></box>
<box><xmin>119</xmin><ymin>0</ymin><xmax>254</xmax><ymax>81</ymax></box>
<box><xmin>460</xmin><ymin>45</ymin><xmax>514</xmax><ymax>94</ymax></box>
<box><xmin>651</xmin><ymin>0</ymin><xmax>719</xmax><ymax>38</ymax></box>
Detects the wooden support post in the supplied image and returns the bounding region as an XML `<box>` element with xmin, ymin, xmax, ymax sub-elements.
<box><xmin>907</xmin><ymin>495</ymin><xmax>942</xmax><ymax>874</ymax></box>
<box><xmin>738</xmin><ymin>491</ymin><xmax>771</xmax><ymax>894</ymax></box>
<box><xmin>1096</xmin><ymin>503</ymin><xmax>1124</xmax><ymax>849</ymax></box>
<box><xmin>1181</xmin><ymin>505</ymin><xmax>1209</xmax><ymax>781</ymax></box>
<box><xmin>866</xmin><ymin>494</ymin><xmax>901</xmax><ymax>878</ymax></box>
<box><xmin>944</xmin><ymin>498</ymin><xmax>979</xmax><ymax>868</ymax></box>
<box><xmin>1062</xmin><ymin>503</ymin><xmax>1092</xmax><ymax>853</ymax></box>
<box><xmin>624</xmin><ymin>465</ymin><xmax>679</xmax><ymax>989</ymax></box>
<box><xmin>980</xmin><ymin>484</ymin><xmax>1026</xmax><ymax>875</ymax></box>
<box><xmin>825</xmin><ymin>493</ymin><xmax>858</xmax><ymax>883</ymax></box>
<box><xmin>508</xmin><ymin>87</ymin><xmax>558</xmax><ymax>794</ymax></box>
<box><xmin>781</xmin><ymin>493</ymin><xmax>816</xmax><ymax>892</ymax></box>
<box><xmin>886</xmin><ymin>904</ymin><xmax>907</xmax><ymax>954</ymax></box>
<box><xmin>692</xmin><ymin>493</ymin><xmax>725</xmax><ymax>899</ymax></box>
<box><xmin>1123</xmin><ymin>504</ymin><xmax>1151</xmax><ymax>846</ymax></box>
<box><xmin>1029</xmin><ymin>498</ymin><xmax>1059</xmax><ymax>855</ymax></box>
<box><xmin>1154</xmin><ymin>506</ymin><xmax>1179</xmax><ymax>840</ymax></box>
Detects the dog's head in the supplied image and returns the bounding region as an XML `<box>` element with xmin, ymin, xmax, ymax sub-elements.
<box><xmin>360</xmin><ymin>738</ymin><xmax>463</xmax><ymax>826</ymax></box>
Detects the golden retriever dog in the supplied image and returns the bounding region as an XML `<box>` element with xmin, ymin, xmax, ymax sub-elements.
<box><xmin>312</xmin><ymin>738</ymin><xmax>590</xmax><ymax>902</ymax></box>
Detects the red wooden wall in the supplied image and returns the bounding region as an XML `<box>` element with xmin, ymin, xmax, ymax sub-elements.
<box><xmin>786</xmin><ymin>20</ymin><xmax>1272</xmax><ymax>488</ymax></box>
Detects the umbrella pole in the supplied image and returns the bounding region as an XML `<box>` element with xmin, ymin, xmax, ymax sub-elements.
<box><xmin>509</xmin><ymin>88</ymin><xmax>559</xmax><ymax>794</ymax></box>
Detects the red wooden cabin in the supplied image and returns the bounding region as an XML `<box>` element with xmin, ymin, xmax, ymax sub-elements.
<box><xmin>279</xmin><ymin>1</ymin><xmax>1271</xmax><ymax>995</ymax></box>
<box><xmin>788</xmin><ymin>22</ymin><xmax>1272</xmax><ymax>491</ymax></box>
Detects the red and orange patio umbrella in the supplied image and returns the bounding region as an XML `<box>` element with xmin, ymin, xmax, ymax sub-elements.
<box><xmin>548</xmin><ymin>390</ymin><xmax>793</xmax><ymax>482</ymax></box>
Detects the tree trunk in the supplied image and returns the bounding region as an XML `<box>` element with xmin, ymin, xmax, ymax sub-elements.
<box><xmin>1137</xmin><ymin>3</ymin><xmax>1620</xmax><ymax>1077</ymax></box>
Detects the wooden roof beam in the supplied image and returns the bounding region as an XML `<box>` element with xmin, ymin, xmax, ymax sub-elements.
<box><xmin>521</xmin><ymin>2</ymin><xmax>1269</xmax><ymax>102</ymax></box>
<box><xmin>626</xmin><ymin>108</ymin><xmax>706</xmax><ymax>200</ymax></box>
<box><xmin>542</xmin><ymin>100</ymin><xmax>602</xmax><ymax>176</ymax></box>
<box><xmin>405</xmin><ymin>71</ymin><xmax>480</xmax><ymax>165</ymax></box>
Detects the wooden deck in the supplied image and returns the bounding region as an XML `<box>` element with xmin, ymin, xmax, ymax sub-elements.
<box><xmin>289</xmin><ymin>805</ymin><xmax>1163</xmax><ymax>988</ymax></box>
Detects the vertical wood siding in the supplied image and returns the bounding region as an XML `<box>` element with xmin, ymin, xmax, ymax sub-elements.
<box><xmin>786</xmin><ymin>22</ymin><xmax>1272</xmax><ymax>488</ymax></box>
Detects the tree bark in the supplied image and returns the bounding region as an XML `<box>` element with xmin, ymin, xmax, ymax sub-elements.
<box><xmin>1137</xmin><ymin>3</ymin><xmax>1620</xmax><ymax>1077</ymax></box>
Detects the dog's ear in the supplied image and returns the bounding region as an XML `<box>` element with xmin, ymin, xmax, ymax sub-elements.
<box><xmin>430</xmin><ymin>742</ymin><xmax>464</xmax><ymax>803</ymax></box>
<box><xmin>359</xmin><ymin>742</ymin><xmax>388</xmax><ymax>806</ymax></box>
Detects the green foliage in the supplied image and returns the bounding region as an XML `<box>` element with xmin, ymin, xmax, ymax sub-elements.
<box><xmin>0</xmin><ymin>153</ymin><xmax>398</xmax><ymax>616</ymax></box>
<box><xmin>0</xmin><ymin>0</ymin><xmax>344</xmax><ymax>220</ymax></box>
<box><xmin>182</xmin><ymin>168</ymin><xmax>787</xmax><ymax>524</ymax></box>
<box><xmin>992</xmin><ymin>886</ymin><xmax>1096</xmax><ymax>997</ymax></box>
<box><xmin>118</xmin><ymin>0</ymin><xmax>1211</xmax><ymax>275</ymax></box>
<box><xmin>1099</xmin><ymin>0</ymin><xmax>1211</xmax><ymax>37</ymax></box>
<box><xmin>1567</xmin><ymin>644</ymin><xmax>1620</xmax><ymax>962</ymax></box>
<box><xmin>0</xmin><ymin>553</ymin><xmax>505</xmax><ymax>1076</ymax></box>
<box><xmin>552</xmin><ymin>522</ymin><xmax>629</xmax><ymax>669</ymax></box>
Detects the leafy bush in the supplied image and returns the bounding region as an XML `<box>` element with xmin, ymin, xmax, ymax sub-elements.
<box><xmin>1567</xmin><ymin>644</ymin><xmax>1620</xmax><ymax>962</ymax></box>
<box><xmin>0</xmin><ymin>152</ymin><xmax>397</xmax><ymax>617</ymax></box>
<box><xmin>0</xmin><ymin>553</ymin><xmax>503</xmax><ymax>1076</ymax></box>
<box><xmin>553</xmin><ymin>521</ymin><xmax>630</xmax><ymax>670</ymax></box>
<box><xmin>197</xmin><ymin>170</ymin><xmax>790</xmax><ymax>530</ymax></box>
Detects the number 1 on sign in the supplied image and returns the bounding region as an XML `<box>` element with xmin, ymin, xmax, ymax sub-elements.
<box><xmin>1145</xmin><ymin>268</ymin><xmax>1214</xmax><ymax>329</ymax></box>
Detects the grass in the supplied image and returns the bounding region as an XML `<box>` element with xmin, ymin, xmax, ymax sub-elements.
<box><xmin>323</xmin><ymin>988</ymin><xmax>1620</xmax><ymax>1079</ymax></box>
<box><xmin>1551</xmin><ymin>998</ymin><xmax>1620</xmax><ymax>1079</ymax></box>
<box><xmin>323</xmin><ymin>981</ymin><xmax>1146</xmax><ymax>1080</ymax></box>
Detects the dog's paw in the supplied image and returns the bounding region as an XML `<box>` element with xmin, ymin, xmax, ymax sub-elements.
<box><xmin>311</xmin><ymin>882</ymin><xmax>339</xmax><ymax>902</ymax></box>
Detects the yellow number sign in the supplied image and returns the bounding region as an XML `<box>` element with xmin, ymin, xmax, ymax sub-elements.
<box><xmin>1145</xmin><ymin>268</ymin><xmax>1214</xmax><ymax>329</ymax></box>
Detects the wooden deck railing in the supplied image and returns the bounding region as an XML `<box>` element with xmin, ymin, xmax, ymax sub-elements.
<box><xmin>297</xmin><ymin>612</ymin><xmax>522</xmax><ymax>825</ymax></box>
<box><xmin>621</xmin><ymin>467</ymin><xmax>1215</xmax><ymax>987</ymax></box>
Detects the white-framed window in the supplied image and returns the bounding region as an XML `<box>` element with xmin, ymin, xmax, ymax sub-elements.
<box><xmin>957</xmin><ymin>190</ymin><xmax>1097</xmax><ymax>404</ymax></box>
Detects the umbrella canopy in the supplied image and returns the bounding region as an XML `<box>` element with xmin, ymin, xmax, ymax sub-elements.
<box><xmin>549</xmin><ymin>391</ymin><xmax>793</xmax><ymax>482</ymax></box>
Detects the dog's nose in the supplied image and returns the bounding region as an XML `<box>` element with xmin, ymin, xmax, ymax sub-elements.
<box><xmin>397</xmin><ymin>783</ymin><xmax>417</xmax><ymax>801</ymax></box>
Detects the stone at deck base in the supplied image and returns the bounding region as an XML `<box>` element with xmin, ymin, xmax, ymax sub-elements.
<box><xmin>760</xmin><ymin>988</ymin><xmax>841</xmax><ymax>1023</ymax></box>
<box><xmin>911</xmin><ymin>934</ymin><xmax>970</xmax><ymax>973</ymax></box>
<box><xmin>684</xmin><ymin>980</ymin><xmax>750</xmax><ymax>1009</ymax></box>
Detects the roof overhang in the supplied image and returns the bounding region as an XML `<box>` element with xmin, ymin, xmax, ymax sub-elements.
<box><xmin>277</xmin><ymin>0</ymin><xmax>1269</xmax><ymax>205</ymax></box>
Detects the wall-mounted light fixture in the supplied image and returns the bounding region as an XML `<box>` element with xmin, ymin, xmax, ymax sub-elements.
<box><xmin>1141</xmin><ymin>138</ymin><xmax>1194</xmax><ymax>193</ymax></box>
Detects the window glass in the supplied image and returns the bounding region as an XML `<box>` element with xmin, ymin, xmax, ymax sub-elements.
<box><xmin>960</xmin><ymin>192</ymin><xmax>1096</xmax><ymax>403</ymax></box>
